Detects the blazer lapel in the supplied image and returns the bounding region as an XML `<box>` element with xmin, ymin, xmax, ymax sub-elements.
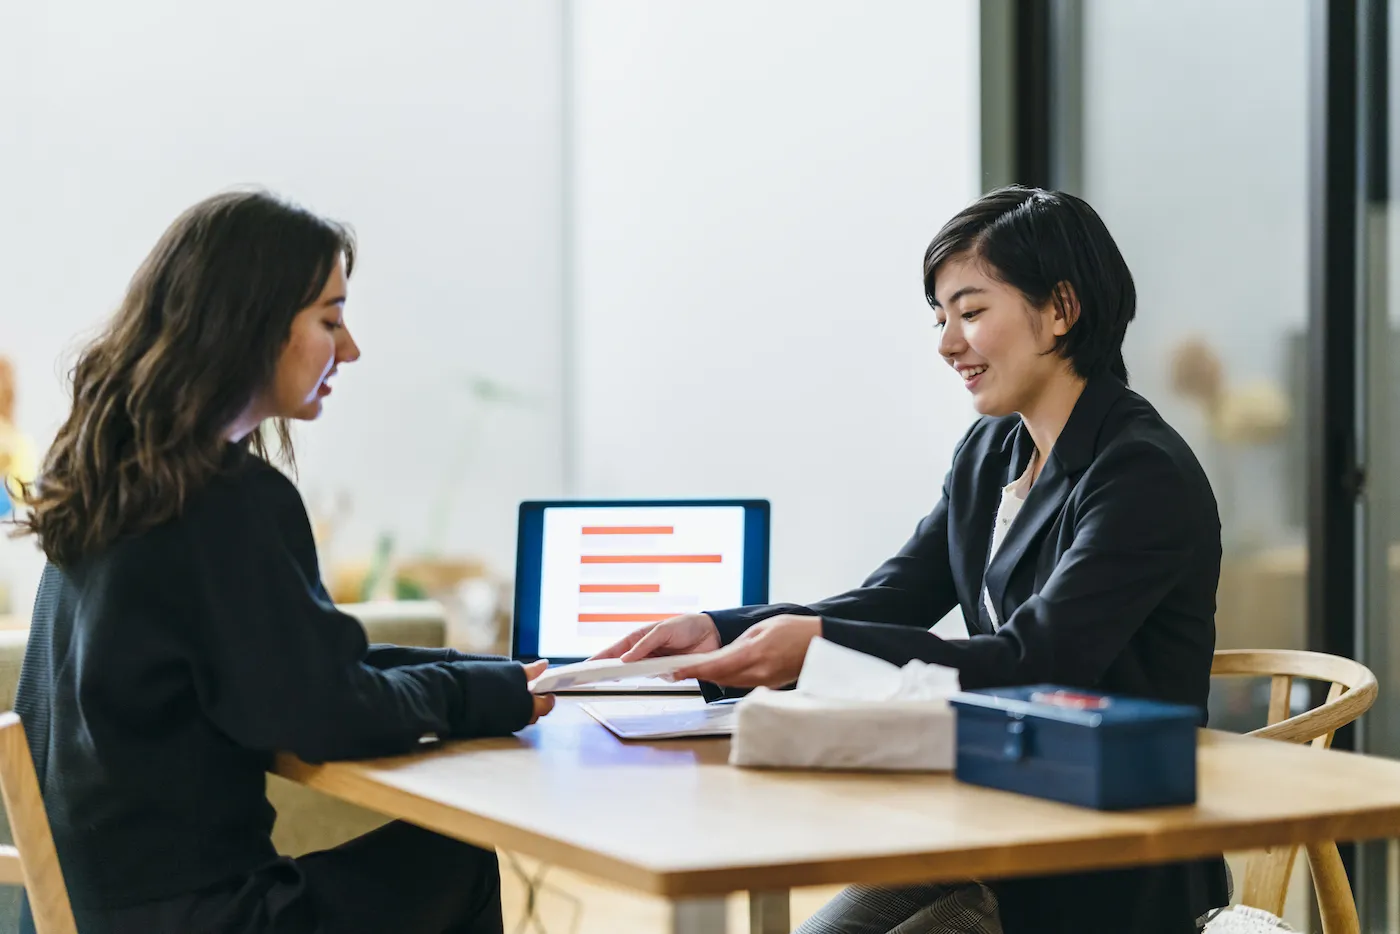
<box><xmin>983</xmin><ymin>448</ymin><xmax>1071</xmax><ymax>626</ymax></box>
<box><xmin>963</xmin><ymin>427</ymin><xmax>1024</xmax><ymax>635</ymax></box>
<box><xmin>982</xmin><ymin>375</ymin><xmax>1129</xmax><ymax>626</ymax></box>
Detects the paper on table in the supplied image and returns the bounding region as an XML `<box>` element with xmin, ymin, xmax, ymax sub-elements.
<box><xmin>528</xmin><ymin>651</ymin><xmax>727</xmax><ymax>694</ymax></box>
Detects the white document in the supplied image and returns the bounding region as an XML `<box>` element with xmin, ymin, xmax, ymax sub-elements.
<box><xmin>528</xmin><ymin>651</ymin><xmax>726</xmax><ymax>694</ymax></box>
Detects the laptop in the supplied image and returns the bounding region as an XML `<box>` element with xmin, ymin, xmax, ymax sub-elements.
<box><xmin>511</xmin><ymin>499</ymin><xmax>770</xmax><ymax>693</ymax></box>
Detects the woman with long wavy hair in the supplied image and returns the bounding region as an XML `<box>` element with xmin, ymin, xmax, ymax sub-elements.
<box><xmin>14</xmin><ymin>189</ymin><xmax>552</xmax><ymax>934</ymax></box>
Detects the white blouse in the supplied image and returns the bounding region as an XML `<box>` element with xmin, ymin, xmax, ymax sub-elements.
<box><xmin>982</xmin><ymin>455</ymin><xmax>1037</xmax><ymax>629</ymax></box>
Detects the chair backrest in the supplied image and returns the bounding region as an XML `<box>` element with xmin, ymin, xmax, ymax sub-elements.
<box><xmin>0</xmin><ymin>712</ymin><xmax>76</xmax><ymax>934</ymax></box>
<box><xmin>1211</xmin><ymin>649</ymin><xmax>1378</xmax><ymax>934</ymax></box>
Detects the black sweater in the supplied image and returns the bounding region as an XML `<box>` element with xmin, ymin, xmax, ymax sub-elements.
<box><xmin>15</xmin><ymin>446</ymin><xmax>533</xmax><ymax>909</ymax></box>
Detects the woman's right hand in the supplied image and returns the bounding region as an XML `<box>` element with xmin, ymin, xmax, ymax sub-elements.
<box><xmin>589</xmin><ymin>613</ymin><xmax>721</xmax><ymax>662</ymax></box>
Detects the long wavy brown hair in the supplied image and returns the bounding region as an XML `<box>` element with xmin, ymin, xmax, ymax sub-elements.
<box><xmin>17</xmin><ymin>190</ymin><xmax>355</xmax><ymax>567</ymax></box>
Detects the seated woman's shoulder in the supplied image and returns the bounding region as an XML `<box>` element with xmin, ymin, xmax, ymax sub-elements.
<box><xmin>1096</xmin><ymin>424</ymin><xmax>1216</xmax><ymax>512</ymax></box>
<box><xmin>1112</xmin><ymin>395</ymin><xmax>1207</xmax><ymax>469</ymax></box>
<box><xmin>185</xmin><ymin>451</ymin><xmax>305</xmax><ymax>526</ymax></box>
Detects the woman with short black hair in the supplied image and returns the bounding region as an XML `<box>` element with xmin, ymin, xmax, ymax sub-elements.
<box><xmin>596</xmin><ymin>186</ymin><xmax>1229</xmax><ymax>934</ymax></box>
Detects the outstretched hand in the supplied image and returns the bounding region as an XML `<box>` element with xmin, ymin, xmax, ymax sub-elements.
<box><xmin>669</xmin><ymin>614</ymin><xmax>823</xmax><ymax>688</ymax></box>
<box><xmin>588</xmin><ymin>613</ymin><xmax>721</xmax><ymax>662</ymax></box>
<box><xmin>522</xmin><ymin>660</ymin><xmax>556</xmax><ymax>724</ymax></box>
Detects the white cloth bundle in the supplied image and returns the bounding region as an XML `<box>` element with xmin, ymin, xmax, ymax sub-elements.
<box><xmin>729</xmin><ymin>637</ymin><xmax>961</xmax><ymax>771</ymax></box>
<box><xmin>1201</xmin><ymin>906</ymin><xmax>1295</xmax><ymax>933</ymax></box>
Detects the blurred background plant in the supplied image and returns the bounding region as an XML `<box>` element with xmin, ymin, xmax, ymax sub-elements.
<box><xmin>1169</xmin><ymin>335</ymin><xmax>1291</xmax><ymax>554</ymax></box>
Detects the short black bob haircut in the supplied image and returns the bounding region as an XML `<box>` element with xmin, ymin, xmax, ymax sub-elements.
<box><xmin>924</xmin><ymin>185</ymin><xmax>1135</xmax><ymax>384</ymax></box>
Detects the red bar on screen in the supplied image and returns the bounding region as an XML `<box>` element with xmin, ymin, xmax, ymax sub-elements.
<box><xmin>578</xmin><ymin>613</ymin><xmax>675</xmax><ymax>623</ymax></box>
<box><xmin>579</xmin><ymin>555</ymin><xmax>722</xmax><ymax>564</ymax></box>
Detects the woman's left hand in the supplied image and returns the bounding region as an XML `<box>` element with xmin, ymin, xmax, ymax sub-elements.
<box><xmin>670</xmin><ymin>614</ymin><xmax>823</xmax><ymax>688</ymax></box>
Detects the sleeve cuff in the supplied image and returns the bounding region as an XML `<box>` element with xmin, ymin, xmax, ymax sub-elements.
<box><xmin>705</xmin><ymin>607</ymin><xmax>757</xmax><ymax>646</ymax></box>
<box><xmin>446</xmin><ymin>649</ymin><xmax>509</xmax><ymax>663</ymax></box>
<box><xmin>450</xmin><ymin>661</ymin><xmax>534</xmax><ymax>738</ymax></box>
<box><xmin>704</xmin><ymin>603</ymin><xmax>812</xmax><ymax>645</ymax></box>
<box><xmin>818</xmin><ymin>617</ymin><xmax>864</xmax><ymax>653</ymax></box>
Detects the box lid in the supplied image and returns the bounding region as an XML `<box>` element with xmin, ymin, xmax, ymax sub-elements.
<box><xmin>948</xmin><ymin>685</ymin><xmax>1201</xmax><ymax>730</ymax></box>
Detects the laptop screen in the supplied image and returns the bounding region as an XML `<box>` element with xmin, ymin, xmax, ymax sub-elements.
<box><xmin>513</xmin><ymin>500</ymin><xmax>770</xmax><ymax>662</ymax></box>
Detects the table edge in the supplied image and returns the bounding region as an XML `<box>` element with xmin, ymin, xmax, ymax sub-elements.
<box><xmin>274</xmin><ymin>747</ymin><xmax>1400</xmax><ymax>898</ymax></box>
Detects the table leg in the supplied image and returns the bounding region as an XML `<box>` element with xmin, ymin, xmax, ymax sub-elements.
<box><xmin>502</xmin><ymin>851</ymin><xmax>582</xmax><ymax>934</ymax></box>
<box><xmin>749</xmin><ymin>890</ymin><xmax>791</xmax><ymax>934</ymax></box>
<box><xmin>669</xmin><ymin>896</ymin><xmax>728</xmax><ymax>934</ymax></box>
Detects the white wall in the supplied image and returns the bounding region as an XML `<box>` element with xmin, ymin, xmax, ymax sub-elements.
<box><xmin>0</xmin><ymin>1</ymin><xmax>567</xmax><ymax>613</ymax></box>
<box><xmin>2</xmin><ymin>0</ymin><xmax>985</xmax><ymax>625</ymax></box>
<box><xmin>570</xmin><ymin>1</ymin><xmax>981</xmax><ymax>605</ymax></box>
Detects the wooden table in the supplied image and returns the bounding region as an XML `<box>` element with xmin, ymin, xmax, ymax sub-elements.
<box><xmin>275</xmin><ymin>698</ymin><xmax>1400</xmax><ymax>933</ymax></box>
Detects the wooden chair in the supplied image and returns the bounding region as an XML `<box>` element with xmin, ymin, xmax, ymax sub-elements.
<box><xmin>1208</xmin><ymin>649</ymin><xmax>1379</xmax><ymax>934</ymax></box>
<box><xmin>0</xmin><ymin>712</ymin><xmax>76</xmax><ymax>933</ymax></box>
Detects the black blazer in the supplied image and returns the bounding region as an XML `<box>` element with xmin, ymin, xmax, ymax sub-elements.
<box><xmin>706</xmin><ymin>375</ymin><xmax>1228</xmax><ymax>934</ymax></box>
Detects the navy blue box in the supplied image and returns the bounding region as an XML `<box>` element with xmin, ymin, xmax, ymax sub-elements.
<box><xmin>948</xmin><ymin>685</ymin><xmax>1201</xmax><ymax>810</ymax></box>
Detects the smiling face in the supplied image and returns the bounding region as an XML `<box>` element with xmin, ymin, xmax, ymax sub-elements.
<box><xmin>268</xmin><ymin>254</ymin><xmax>359</xmax><ymax>422</ymax></box>
<box><xmin>931</xmin><ymin>252</ymin><xmax>1074</xmax><ymax>417</ymax></box>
